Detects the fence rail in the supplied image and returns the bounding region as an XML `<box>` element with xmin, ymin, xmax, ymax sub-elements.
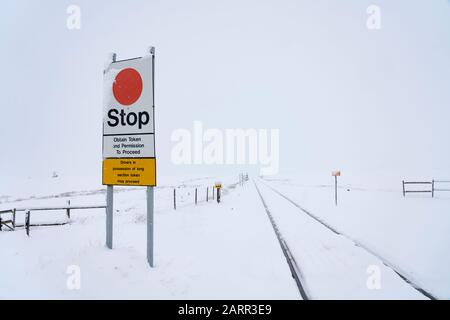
<box><xmin>2</xmin><ymin>174</ymin><xmax>249</xmax><ymax>233</ymax></box>
<box><xmin>0</xmin><ymin>205</ymin><xmax>106</xmax><ymax>214</ymax></box>
<box><xmin>403</xmin><ymin>179</ymin><xmax>450</xmax><ymax>197</ymax></box>
<box><xmin>0</xmin><ymin>204</ymin><xmax>106</xmax><ymax>234</ymax></box>
<box><xmin>433</xmin><ymin>180</ymin><xmax>450</xmax><ymax>193</ymax></box>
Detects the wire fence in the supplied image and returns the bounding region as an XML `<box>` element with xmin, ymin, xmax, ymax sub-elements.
<box><xmin>0</xmin><ymin>173</ymin><xmax>250</xmax><ymax>234</ymax></box>
<box><xmin>0</xmin><ymin>204</ymin><xmax>107</xmax><ymax>235</ymax></box>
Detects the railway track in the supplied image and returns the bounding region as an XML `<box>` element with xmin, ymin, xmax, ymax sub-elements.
<box><xmin>253</xmin><ymin>180</ymin><xmax>309</xmax><ymax>300</ymax></box>
<box><xmin>254</xmin><ymin>178</ymin><xmax>437</xmax><ymax>300</ymax></box>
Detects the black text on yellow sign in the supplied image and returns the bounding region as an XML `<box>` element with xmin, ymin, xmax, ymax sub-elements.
<box><xmin>103</xmin><ymin>158</ymin><xmax>157</xmax><ymax>187</ymax></box>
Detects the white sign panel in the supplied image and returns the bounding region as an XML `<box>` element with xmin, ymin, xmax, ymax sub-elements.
<box><xmin>103</xmin><ymin>56</ymin><xmax>155</xmax><ymax>158</ymax></box>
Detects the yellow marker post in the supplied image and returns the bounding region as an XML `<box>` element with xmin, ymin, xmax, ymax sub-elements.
<box><xmin>214</xmin><ymin>182</ymin><xmax>222</xmax><ymax>203</ymax></box>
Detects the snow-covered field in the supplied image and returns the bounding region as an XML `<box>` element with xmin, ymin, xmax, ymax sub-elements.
<box><xmin>1</xmin><ymin>172</ymin><xmax>449</xmax><ymax>299</ymax></box>
<box><xmin>0</xmin><ymin>175</ymin><xmax>298</xmax><ymax>299</ymax></box>
<box><xmin>260</xmin><ymin>172</ymin><xmax>450</xmax><ymax>299</ymax></box>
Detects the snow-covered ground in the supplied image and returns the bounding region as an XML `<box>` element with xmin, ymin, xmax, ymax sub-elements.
<box><xmin>0</xmin><ymin>175</ymin><xmax>299</xmax><ymax>299</ymax></box>
<box><xmin>261</xmin><ymin>172</ymin><xmax>450</xmax><ymax>299</ymax></box>
<box><xmin>1</xmin><ymin>172</ymin><xmax>449</xmax><ymax>299</ymax></box>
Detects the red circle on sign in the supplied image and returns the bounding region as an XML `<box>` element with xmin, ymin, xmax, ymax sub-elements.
<box><xmin>113</xmin><ymin>68</ymin><xmax>143</xmax><ymax>106</ymax></box>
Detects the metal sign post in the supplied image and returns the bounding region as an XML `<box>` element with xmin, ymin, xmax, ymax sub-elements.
<box><xmin>334</xmin><ymin>176</ymin><xmax>338</xmax><ymax>206</ymax></box>
<box><xmin>102</xmin><ymin>47</ymin><xmax>157</xmax><ymax>267</ymax></box>
<box><xmin>106</xmin><ymin>185</ymin><xmax>113</xmax><ymax>249</ymax></box>
<box><xmin>147</xmin><ymin>186</ymin><xmax>154</xmax><ymax>267</ymax></box>
<box><xmin>332</xmin><ymin>171</ymin><xmax>341</xmax><ymax>206</ymax></box>
<box><xmin>147</xmin><ymin>46</ymin><xmax>156</xmax><ymax>267</ymax></box>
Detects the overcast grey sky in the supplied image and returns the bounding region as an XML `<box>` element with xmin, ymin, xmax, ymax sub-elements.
<box><xmin>1</xmin><ymin>0</ymin><xmax>450</xmax><ymax>188</ymax></box>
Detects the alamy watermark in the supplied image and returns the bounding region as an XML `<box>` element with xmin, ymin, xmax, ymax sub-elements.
<box><xmin>66</xmin><ymin>265</ymin><xmax>81</xmax><ymax>290</ymax></box>
<box><xmin>366</xmin><ymin>265</ymin><xmax>382</xmax><ymax>290</ymax></box>
<box><xmin>366</xmin><ymin>5</ymin><xmax>381</xmax><ymax>30</ymax></box>
<box><xmin>171</xmin><ymin>121</ymin><xmax>280</xmax><ymax>175</ymax></box>
<box><xmin>66</xmin><ymin>5</ymin><xmax>81</xmax><ymax>30</ymax></box>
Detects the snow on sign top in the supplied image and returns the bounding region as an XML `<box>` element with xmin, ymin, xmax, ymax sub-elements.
<box><xmin>103</xmin><ymin>56</ymin><xmax>154</xmax><ymax>136</ymax></box>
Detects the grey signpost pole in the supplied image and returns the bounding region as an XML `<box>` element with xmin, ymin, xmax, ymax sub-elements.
<box><xmin>147</xmin><ymin>46</ymin><xmax>156</xmax><ymax>268</ymax></box>
<box><xmin>335</xmin><ymin>176</ymin><xmax>338</xmax><ymax>206</ymax></box>
<box><xmin>105</xmin><ymin>52</ymin><xmax>116</xmax><ymax>250</ymax></box>
<box><xmin>106</xmin><ymin>185</ymin><xmax>113</xmax><ymax>249</ymax></box>
<box><xmin>147</xmin><ymin>186</ymin><xmax>154</xmax><ymax>267</ymax></box>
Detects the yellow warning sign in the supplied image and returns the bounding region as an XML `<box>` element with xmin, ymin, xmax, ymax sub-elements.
<box><xmin>103</xmin><ymin>158</ymin><xmax>156</xmax><ymax>186</ymax></box>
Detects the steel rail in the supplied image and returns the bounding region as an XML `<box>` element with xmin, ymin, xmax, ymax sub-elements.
<box><xmin>259</xmin><ymin>178</ymin><xmax>438</xmax><ymax>300</ymax></box>
<box><xmin>253</xmin><ymin>180</ymin><xmax>309</xmax><ymax>300</ymax></box>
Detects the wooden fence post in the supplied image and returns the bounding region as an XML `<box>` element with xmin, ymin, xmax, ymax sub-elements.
<box><xmin>432</xmin><ymin>180</ymin><xmax>435</xmax><ymax>198</ymax></box>
<box><xmin>25</xmin><ymin>210</ymin><xmax>30</xmax><ymax>237</ymax></box>
<box><xmin>174</xmin><ymin>189</ymin><xmax>176</xmax><ymax>210</ymax></box>
<box><xmin>13</xmin><ymin>208</ymin><xmax>16</xmax><ymax>230</ymax></box>
<box><xmin>195</xmin><ymin>188</ymin><xmax>198</xmax><ymax>205</ymax></box>
<box><xmin>206</xmin><ymin>187</ymin><xmax>209</xmax><ymax>202</ymax></box>
<box><xmin>66</xmin><ymin>200</ymin><xmax>71</xmax><ymax>218</ymax></box>
<box><xmin>402</xmin><ymin>180</ymin><xmax>405</xmax><ymax>197</ymax></box>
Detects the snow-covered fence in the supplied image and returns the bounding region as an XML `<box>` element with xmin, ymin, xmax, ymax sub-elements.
<box><xmin>402</xmin><ymin>180</ymin><xmax>450</xmax><ymax>198</ymax></box>
<box><xmin>0</xmin><ymin>204</ymin><xmax>107</xmax><ymax>235</ymax></box>
<box><xmin>402</xmin><ymin>181</ymin><xmax>433</xmax><ymax>197</ymax></box>
<box><xmin>0</xmin><ymin>216</ymin><xmax>13</xmax><ymax>231</ymax></box>
<box><xmin>432</xmin><ymin>180</ymin><xmax>450</xmax><ymax>197</ymax></box>
<box><xmin>172</xmin><ymin>185</ymin><xmax>222</xmax><ymax>210</ymax></box>
<box><xmin>0</xmin><ymin>208</ymin><xmax>16</xmax><ymax>231</ymax></box>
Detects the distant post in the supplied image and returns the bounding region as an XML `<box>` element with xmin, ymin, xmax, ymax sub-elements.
<box><xmin>174</xmin><ymin>189</ymin><xmax>176</xmax><ymax>210</ymax></box>
<box><xmin>335</xmin><ymin>176</ymin><xmax>337</xmax><ymax>205</ymax></box>
<box><xmin>215</xmin><ymin>182</ymin><xmax>222</xmax><ymax>203</ymax></box>
<box><xmin>432</xmin><ymin>180</ymin><xmax>435</xmax><ymax>198</ymax></box>
<box><xmin>332</xmin><ymin>171</ymin><xmax>341</xmax><ymax>206</ymax></box>
<box><xmin>25</xmin><ymin>210</ymin><xmax>30</xmax><ymax>236</ymax></box>
<box><xmin>66</xmin><ymin>200</ymin><xmax>71</xmax><ymax>219</ymax></box>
